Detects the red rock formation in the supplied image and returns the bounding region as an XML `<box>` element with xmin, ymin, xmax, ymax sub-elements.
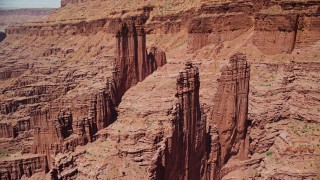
<box><xmin>0</xmin><ymin>123</ymin><xmax>14</xmax><ymax>138</ymax></box>
<box><xmin>151</xmin><ymin>62</ymin><xmax>207</xmax><ymax>180</ymax></box>
<box><xmin>254</xmin><ymin>13</ymin><xmax>299</xmax><ymax>54</ymax></box>
<box><xmin>248</xmin><ymin>61</ymin><xmax>320</xmax><ymax>157</ymax></box>
<box><xmin>32</xmin><ymin>110</ymin><xmax>73</xmax><ymax>154</ymax></box>
<box><xmin>0</xmin><ymin>155</ymin><xmax>48</xmax><ymax>179</ymax></box>
<box><xmin>253</xmin><ymin>1</ymin><xmax>320</xmax><ymax>54</ymax></box>
<box><xmin>207</xmin><ymin>53</ymin><xmax>251</xmax><ymax>179</ymax></box>
<box><xmin>15</xmin><ymin>119</ymin><xmax>31</xmax><ymax>133</ymax></box>
<box><xmin>5</xmin><ymin>18</ymin><xmax>110</xmax><ymax>36</ymax></box>
<box><xmin>90</xmin><ymin>88</ymin><xmax>117</xmax><ymax>131</ymax></box>
<box><xmin>0</xmin><ymin>97</ymin><xmax>39</xmax><ymax>115</ymax></box>
<box><xmin>27</xmin><ymin>19</ymin><xmax>167</xmax><ymax>172</ymax></box>
<box><xmin>187</xmin><ymin>2</ymin><xmax>254</xmax><ymax>52</ymax></box>
<box><xmin>148</xmin><ymin>47</ymin><xmax>167</xmax><ymax>72</ymax></box>
<box><xmin>0</xmin><ymin>63</ymin><xmax>29</xmax><ymax>81</ymax></box>
<box><xmin>0</xmin><ymin>119</ymin><xmax>32</xmax><ymax>138</ymax></box>
<box><xmin>4</xmin><ymin>9</ymin><xmax>152</xmax><ymax>37</ymax></box>
<box><xmin>114</xmin><ymin>20</ymin><xmax>147</xmax><ymax>93</ymax></box>
<box><xmin>113</xmin><ymin>19</ymin><xmax>167</xmax><ymax>101</ymax></box>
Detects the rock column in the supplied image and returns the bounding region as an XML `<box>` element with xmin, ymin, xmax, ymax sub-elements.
<box><xmin>155</xmin><ymin>62</ymin><xmax>206</xmax><ymax>180</ymax></box>
<box><xmin>207</xmin><ymin>53</ymin><xmax>251</xmax><ymax>179</ymax></box>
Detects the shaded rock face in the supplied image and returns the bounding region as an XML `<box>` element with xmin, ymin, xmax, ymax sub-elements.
<box><xmin>155</xmin><ymin>62</ymin><xmax>207</xmax><ymax>180</ymax></box>
<box><xmin>253</xmin><ymin>1</ymin><xmax>320</xmax><ymax>54</ymax></box>
<box><xmin>188</xmin><ymin>3</ymin><xmax>254</xmax><ymax>52</ymax></box>
<box><xmin>151</xmin><ymin>55</ymin><xmax>250</xmax><ymax>180</ymax></box>
<box><xmin>214</xmin><ymin>53</ymin><xmax>250</xmax><ymax>163</ymax></box>
<box><xmin>114</xmin><ymin>19</ymin><xmax>167</xmax><ymax>103</ymax></box>
<box><xmin>0</xmin><ymin>123</ymin><xmax>13</xmax><ymax>138</ymax></box>
<box><xmin>30</xmin><ymin>20</ymin><xmax>166</xmax><ymax>158</ymax></box>
<box><xmin>148</xmin><ymin>47</ymin><xmax>167</xmax><ymax>74</ymax></box>
<box><xmin>0</xmin><ymin>155</ymin><xmax>48</xmax><ymax>180</ymax></box>
<box><xmin>0</xmin><ymin>119</ymin><xmax>31</xmax><ymax>138</ymax></box>
<box><xmin>0</xmin><ymin>17</ymin><xmax>167</xmax><ymax>178</ymax></box>
<box><xmin>206</xmin><ymin>53</ymin><xmax>251</xmax><ymax>179</ymax></box>
<box><xmin>0</xmin><ymin>32</ymin><xmax>6</xmax><ymax>42</ymax></box>
<box><xmin>114</xmin><ymin>21</ymin><xmax>149</xmax><ymax>98</ymax></box>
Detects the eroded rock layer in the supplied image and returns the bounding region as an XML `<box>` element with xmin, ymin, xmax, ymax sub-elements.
<box><xmin>0</xmin><ymin>155</ymin><xmax>48</xmax><ymax>179</ymax></box>
<box><xmin>0</xmin><ymin>16</ymin><xmax>166</xmax><ymax>178</ymax></box>
<box><xmin>204</xmin><ymin>53</ymin><xmax>250</xmax><ymax>179</ymax></box>
<box><xmin>1</xmin><ymin>0</ymin><xmax>320</xmax><ymax>179</ymax></box>
<box><xmin>253</xmin><ymin>1</ymin><xmax>320</xmax><ymax>54</ymax></box>
<box><xmin>156</xmin><ymin>62</ymin><xmax>207</xmax><ymax>180</ymax></box>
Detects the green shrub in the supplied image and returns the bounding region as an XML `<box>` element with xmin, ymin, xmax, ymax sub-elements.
<box><xmin>266</xmin><ymin>151</ymin><xmax>273</xmax><ymax>157</ymax></box>
<box><xmin>301</xmin><ymin>125</ymin><xmax>308</xmax><ymax>133</ymax></box>
<box><xmin>0</xmin><ymin>152</ymin><xmax>8</xmax><ymax>157</ymax></box>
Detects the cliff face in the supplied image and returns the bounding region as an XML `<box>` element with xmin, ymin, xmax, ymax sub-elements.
<box><xmin>0</xmin><ymin>155</ymin><xmax>48</xmax><ymax>180</ymax></box>
<box><xmin>0</xmin><ymin>9</ymin><xmax>55</xmax><ymax>16</ymax></box>
<box><xmin>222</xmin><ymin>60</ymin><xmax>320</xmax><ymax>179</ymax></box>
<box><xmin>1</xmin><ymin>0</ymin><xmax>320</xmax><ymax>179</ymax></box>
<box><xmin>205</xmin><ymin>53</ymin><xmax>250</xmax><ymax>179</ymax></box>
<box><xmin>213</xmin><ymin>53</ymin><xmax>250</xmax><ymax>163</ymax></box>
<box><xmin>157</xmin><ymin>62</ymin><xmax>206</xmax><ymax>180</ymax></box>
<box><xmin>253</xmin><ymin>1</ymin><xmax>320</xmax><ymax>54</ymax></box>
<box><xmin>4</xmin><ymin>0</ymin><xmax>320</xmax><ymax>56</ymax></box>
<box><xmin>0</xmin><ymin>11</ymin><xmax>166</xmax><ymax>178</ymax></box>
<box><xmin>30</xmin><ymin>20</ymin><xmax>167</xmax><ymax>161</ymax></box>
<box><xmin>188</xmin><ymin>2</ymin><xmax>254</xmax><ymax>52</ymax></box>
<box><xmin>145</xmin><ymin>55</ymin><xmax>250</xmax><ymax>180</ymax></box>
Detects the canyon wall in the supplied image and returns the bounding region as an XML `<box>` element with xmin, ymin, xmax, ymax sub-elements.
<box><xmin>30</xmin><ymin>19</ymin><xmax>167</xmax><ymax>157</ymax></box>
<box><xmin>113</xmin><ymin>18</ymin><xmax>167</xmax><ymax>102</ymax></box>
<box><xmin>150</xmin><ymin>55</ymin><xmax>251</xmax><ymax>180</ymax></box>
<box><xmin>213</xmin><ymin>53</ymin><xmax>250</xmax><ymax>163</ymax></box>
<box><xmin>253</xmin><ymin>1</ymin><xmax>320</xmax><ymax>54</ymax></box>
<box><xmin>0</xmin><ymin>16</ymin><xmax>167</xmax><ymax>178</ymax></box>
<box><xmin>248</xmin><ymin>61</ymin><xmax>320</xmax><ymax>155</ymax></box>
<box><xmin>0</xmin><ymin>123</ymin><xmax>14</xmax><ymax>138</ymax></box>
<box><xmin>114</xmin><ymin>20</ymin><xmax>149</xmax><ymax>97</ymax></box>
<box><xmin>206</xmin><ymin>53</ymin><xmax>251</xmax><ymax>179</ymax></box>
<box><xmin>5</xmin><ymin>18</ymin><xmax>116</xmax><ymax>36</ymax></box>
<box><xmin>0</xmin><ymin>155</ymin><xmax>48</xmax><ymax>180</ymax></box>
<box><xmin>187</xmin><ymin>2</ymin><xmax>254</xmax><ymax>51</ymax></box>
<box><xmin>1</xmin><ymin>0</ymin><xmax>319</xmax><ymax>179</ymax></box>
<box><xmin>4</xmin><ymin>9</ymin><xmax>151</xmax><ymax>37</ymax></box>
<box><xmin>4</xmin><ymin>0</ymin><xmax>319</xmax><ymax>56</ymax></box>
<box><xmin>156</xmin><ymin>62</ymin><xmax>206</xmax><ymax>180</ymax></box>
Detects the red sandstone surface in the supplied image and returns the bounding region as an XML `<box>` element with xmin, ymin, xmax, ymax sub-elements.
<box><xmin>0</xmin><ymin>0</ymin><xmax>320</xmax><ymax>179</ymax></box>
